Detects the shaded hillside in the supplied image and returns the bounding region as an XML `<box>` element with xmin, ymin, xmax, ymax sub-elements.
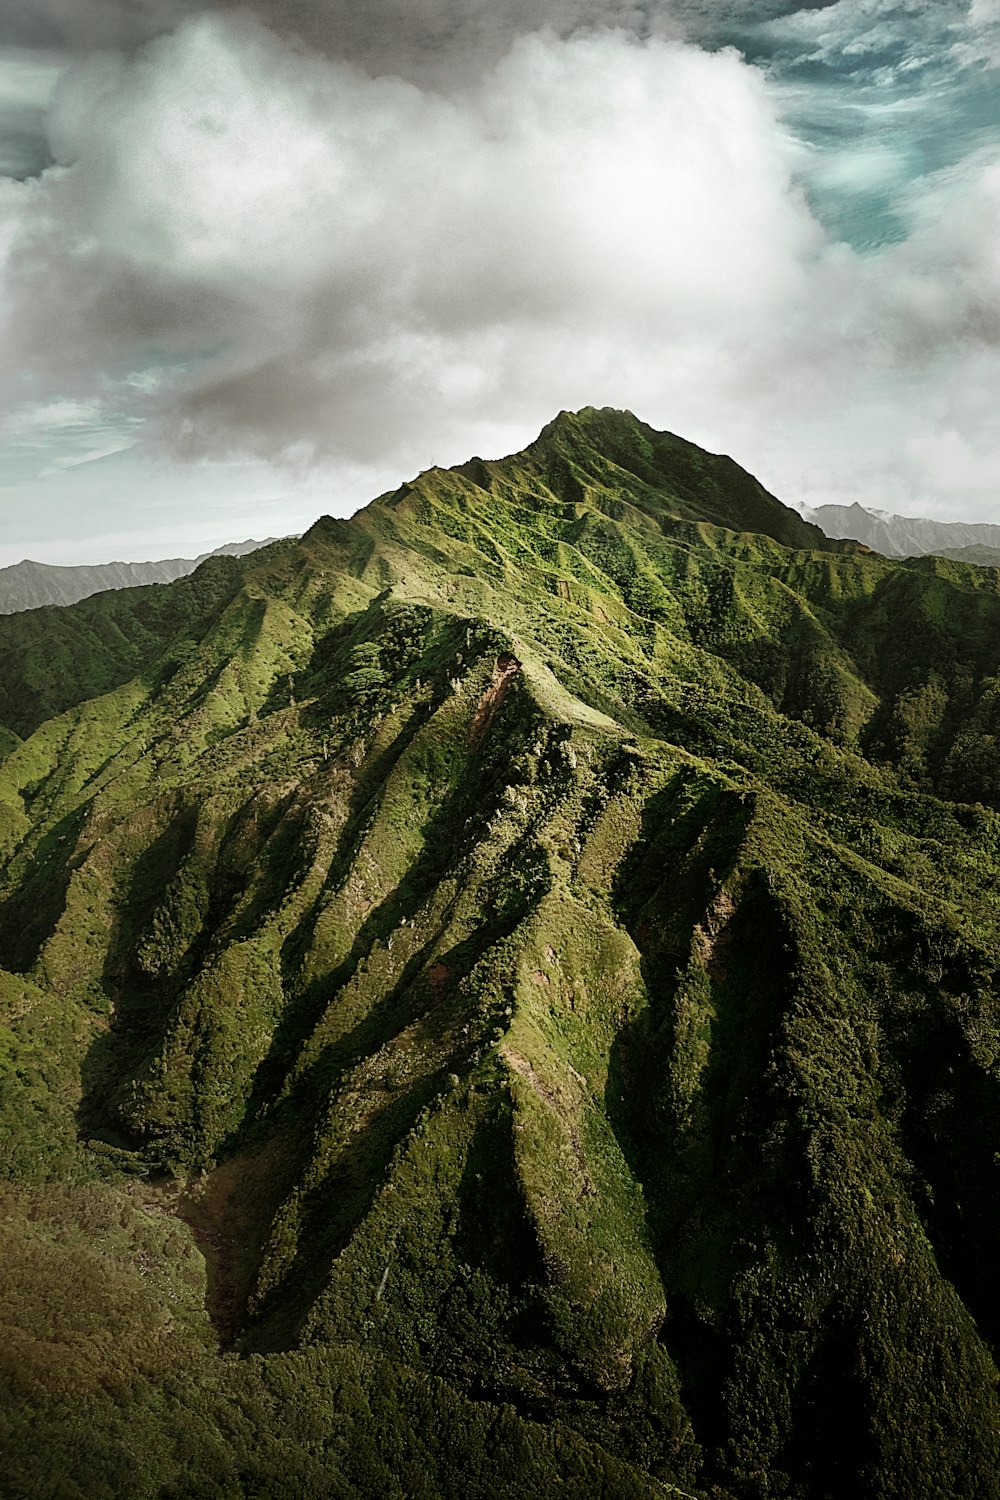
<box><xmin>3</xmin><ymin>408</ymin><xmax>1000</xmax><ymax>1499</ymax></box>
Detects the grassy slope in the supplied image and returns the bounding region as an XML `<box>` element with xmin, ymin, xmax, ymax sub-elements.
<box><xmin>2</xmin><ymin>409</ymin><xmax>1000</xmax><ymax>1497</ymax></box>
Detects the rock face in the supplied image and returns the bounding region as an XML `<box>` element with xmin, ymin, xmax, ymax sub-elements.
<box><xmin>2</xmin><ymin>407</ymin><xmax>1000</xmax><ymax>1499</ymax></box>
<box><xmin>0</xmin><ymin>538</ymin><xmax>279</xmax><ymax>615</ymax></box>
<box><xmin>806</xmin><ymin>498</ymin><xmax>1000</xmax><ymax>558</ymax></box>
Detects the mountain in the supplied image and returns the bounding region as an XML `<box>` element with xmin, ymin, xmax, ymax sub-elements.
<box><xmin>805</xmin><ymin>499</ymin><xmax>1000</xmax><ymax>558</ymax></box>
<box><xmin>0</xmin><ymin>538</ymin><xmax>281</xmax><ymax>615</ymax></box>
<box><xmin>3</xmin><ymin>407</ymin><xmax>1000</xmax><ymax>1498</ymax></box>
<box><xmin>938</xmin><ymin>544</ymin><xmax>1000</xmax><ymax>568</ymax></box>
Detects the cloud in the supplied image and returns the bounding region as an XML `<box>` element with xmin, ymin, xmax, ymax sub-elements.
<box><xmin>751</xmin><ymin>0</ymin><xmax>1000</xmax><ymax>98</ymax></box>
<box><xmin>955</xmin><ymin>0</ymin><xmax>1000</xmax><ymax>68</ymax></box>
<box><xmin>0</xmin><ymin>0</ymin><xmax>674</xmax><ymax>77</ymax></box>
<box><xmin>0</xmin><ymin>17</ymin><xmax>820</xmax><ymax>454</ymax></box>
<box><xmin>752</xmin><ymin>1</ymin><xmax>963</xmax><ymax>63</ymax></box>
<box><xmin>0</xmin><ymin>395</ymin><xmax>111</xmax><ymax>441</ymax></box>
<box><xmin>0</xmin><ymin>1</ymin><xmax>200</xmax><ymax>52</ymax></box>
<box><xmin>0</xmin><ymin>7</ymin><xmax>999</xmax><ymax>531</ymax></box>
<box><xmin>0</xmin><ymin>46</ymin><xmax>64</xmax><ymax>175</ymax></box>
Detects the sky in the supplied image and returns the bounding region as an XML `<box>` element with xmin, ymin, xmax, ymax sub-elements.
<box><xmin>0</xmin><ymin>1</ymin><xmax>998</xmax><ymax>564</ymax></box>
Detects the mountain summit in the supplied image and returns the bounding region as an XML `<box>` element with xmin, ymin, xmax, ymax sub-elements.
<box><xmin>403</xmin><ymin>405</ymin><xmax>839</xmax><ymax>552</ymax></box>
<box><xmin>2</xmin><ymin>411</ymin><xmax>1000</xmax><ymax>1498</ymax></box>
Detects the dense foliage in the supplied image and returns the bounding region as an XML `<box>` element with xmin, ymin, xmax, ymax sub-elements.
<box><xmin>2</xmin><ymin>408</ymin><xmax>1000</xmax><ymax>1497</ymax></box>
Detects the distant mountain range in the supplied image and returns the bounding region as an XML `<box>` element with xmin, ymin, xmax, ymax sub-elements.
<box><xmin>805</xmin><ymin>500</ymin><xmax>1000</xmax><ymax>560</ymax></box>
<box><xmin>8</xmin><ymin>498</ymin><xmax>997</xmax><ymax>621</ymax></box>
<box><xmin>0</xmin><ymin>538</ymin><xmax>280</xmax><ymax>614</ymax></box>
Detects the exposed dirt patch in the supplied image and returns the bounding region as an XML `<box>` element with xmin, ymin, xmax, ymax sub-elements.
<box><xmin>428</xmin><ymin>960</ymin><xmax>452</xmax><ymax>997</ymax></box>
<box><xmin>468</xmin><ymin>653</ymin><xmax>521</xmax><ymax>747</ymax></box>
<box><xmin>693</xmin><ymin>886</ymin><xmax>737</xmax><ymax>981</ymax></box>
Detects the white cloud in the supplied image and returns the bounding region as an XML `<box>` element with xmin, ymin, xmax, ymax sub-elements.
<box><xmin>0</xmin><ymin>396</ymin><xmax>107</xmax><ymax>440</ymax></box>
<box><xmin>0</xmin><ymin>8</ymin><xmax>999</xmax><ymax>544</ymax></box>
<box><xmin>954</xmin><ymin>0</ymin><xmax>1000</xmax><ymax>67</ymax></box>
<box><xmin>1</xmin><ymin>18</ymin><xmax>821</xmax><ymax>455</ymax></box>
<box><xmin>755</xmin><ymin>1</ymin><xmax>961</xmax><ymax>57</ymax></box>
<box><xmin>755</xmin><ymin>0</ymin><xmax>1000</xmax><ymax>83</ymax></box>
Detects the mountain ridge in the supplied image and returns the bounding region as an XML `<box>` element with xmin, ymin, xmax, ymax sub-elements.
<box><xmin>0</xmin><ymin>537</ymin><xmax>282</xmax><ymax>616</ymax></box>
<box><xmin>805</xmin><ymin>498</ymin><xmax>1000</xmax><ymax>559</ymax></box>
<box><xmin>2</xmin><ymin>408</ymin><xmax>1000</xmax><ymax>1498</ymax></box>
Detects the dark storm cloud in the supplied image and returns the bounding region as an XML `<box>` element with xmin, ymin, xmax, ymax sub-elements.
<box><xmin>0</xmin><ymin>1</ymin><xmax>199</xmax><ymax>51</ymax></box>
<box><xmin>0</xmin><ymin>2</ymin><xmax>852</xmax><ymax>78</ymax></box>
<box><xmin>0</xmin><ymin>0</ymin><xmax>665</xmax><ymax>65</ymax></box>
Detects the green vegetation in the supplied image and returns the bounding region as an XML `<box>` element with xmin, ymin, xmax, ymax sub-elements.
<box><xmin>2</xmin><ymin>407</ymin><xmax>1000</xmax><ymax>1496</ymax></box>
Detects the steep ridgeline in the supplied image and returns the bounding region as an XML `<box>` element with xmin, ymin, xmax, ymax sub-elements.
<box><xmin>3</xmin><ymin>408</ymin><xmax>1000</xmax><ymax>1498</ymax></box>
<box><xmin>806</xmin><ymin>499</ymin><xmax>1000</xmax><ymax>560</ymax></box>
<box><xmin>0</xmin><ymin>538</ymin><xmax>279</xmax><ymax>616</ymax></box>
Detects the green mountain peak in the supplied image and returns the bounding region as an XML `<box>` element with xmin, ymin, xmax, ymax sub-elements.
<box><xmin>2</xmin><ymin>411</ymin><xmax>1000</xmax><ymax>1498</ymax></box>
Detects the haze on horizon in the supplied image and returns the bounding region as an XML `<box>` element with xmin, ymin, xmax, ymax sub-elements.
<box><xmin>1</xmin><ymin>0</ymin><xmax>999</xmax><ymax>566</ymax></box>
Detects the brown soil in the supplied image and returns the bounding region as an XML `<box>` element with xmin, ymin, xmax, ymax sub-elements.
<box><xmin>693</xmin><ymin>886</ymin><xmax>737</xmax><ymax>981</ymax></box>
<box><xmin>468</xmin><ymin>653</ymin><xmax>521</xmax><ymax>747</ymax></box>
<box><xmin>428</xmin><ymin>960</ymin><xmax>452</xmax><ymax>997</ymax></box>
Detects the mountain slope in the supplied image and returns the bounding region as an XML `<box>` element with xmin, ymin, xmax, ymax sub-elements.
<box><xmin>2</xmin><ymin>408</ymin><xmax>1000</xmax><ymax>1499</ymax></box>
<box><xmin>806</xmin><ymin>499</ymin><xmax>1000</xmax><ymax>559</ymax></box>
<box><xmin>0</xmin><ymin>537</ymin><xmax>280</xmax><ymax>616</ymax></box>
